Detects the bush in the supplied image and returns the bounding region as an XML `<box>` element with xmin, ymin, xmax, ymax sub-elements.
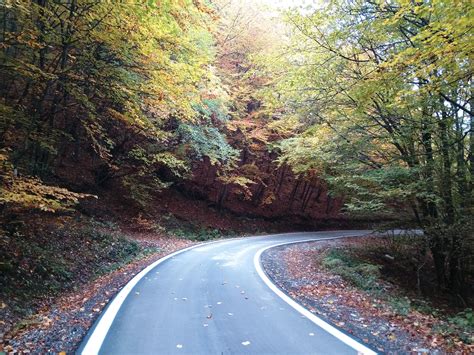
<box><xmin>433</xmin><ymin>308</ymin><xmax>474</xmax><ymax>344</ymax></box>
<box><xmin>449</xmin><ymin>308</ymin><xmax>474</xmax><ymax>329</ymax></box>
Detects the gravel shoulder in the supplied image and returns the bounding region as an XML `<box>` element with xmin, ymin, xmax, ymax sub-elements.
<box><xmin>260</xmin><ymin>238</ymin><xmax>472</xmax><ymax>354</ymax></box>
<box><xmin>1</xmin><ymin>236</ymin><xmax>195</xmax><ymax>353</ymax></box>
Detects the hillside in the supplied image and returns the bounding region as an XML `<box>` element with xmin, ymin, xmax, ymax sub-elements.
<box><xmin>1</xmin><ymin>0</ymin><xmax>473</xmax><ymax>352</ymax></box>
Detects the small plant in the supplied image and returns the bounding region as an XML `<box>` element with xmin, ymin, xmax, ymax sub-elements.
<box><xmin>432</xmin><ymin>309</ymin><xmax>474</xmax><ymax>344</ymax></box>
<box><xmin>89</xmin><ymin>219</ymin><xmax>120</xmax><ymax>231</ymax></box>
<box><xmin>410</xmin><ymin>299</ymin><xmax>439</xmax><ymax>316</ymax></box>
<box><xmin>387</xmin><ymin>296</ymin><xmax>412</xmax><ymax>316</ymax></box>
<box><xmin>173</xmin><ymin>227</ymin><xmax>224</xmax><ymax>241</ymax></box>
<box><xmin>321</xmin><ymin>248</ymin><xmax>382</xmax><ymax>291</ymax></box>
<box><xmin>448</xmin><ymin>308</ymin><xmax>474</xmax><ymax>334</ymax></box>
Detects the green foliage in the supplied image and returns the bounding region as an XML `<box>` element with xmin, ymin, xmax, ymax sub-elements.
<box><xmin>172</xmin><ymin>227</ymin><xmax>223</xmax><ymax>241</ymax></box>
<box><xmin>123</xmin><ymin>147</ymin><xmax>190</xmax><ymax>206</ymax></box>
<box><xmin>178</xmin><ymin>123</ymin><xmax>239</xmax><ymax>165</ymax></box>
<box><xmin>322</xmin><ymin>249</ymin><xmax>382</xmax><ymax>291</ymax></box>
<box><xmin>0</xmin><ymin>0</ymin><xmax>236</xmax><ymax>209</ymax></box>
<box><xmin>0</xmin><ymin>221</ymin><xmax>143</xmax><ymax>310</ymax></box>
<box><xmin>434</xmin><ymin>308</ymin><xmax>474</xmax><ymax>344</ymax></box>
<box><xmin>266</xmin><ymin>0</ymin><xmax>474</xmax><ymax>291</ymax></box>
<box><xmin>449</xmin><ymin>309</ymin><xmax>474</xmax><ymax>330</ymax></box>
<box><xmin>192</xmin><ymin>98</ymin><xmax>230</xmax><ymax>122</ymax></box>
<box><xmin>272</xmin><ymin>0</ymin><xmax>473</xmax><ymax>219</ymax></box>
<box><xmin>176</xmin><ymin>95</ymin><xmax>239</xmax><ymax>165</ymax></box>
<box><xmin>386</xmin><ymin>296</ymin><xmax>412</xmax><ymax>316</ymax></box>
<box><xmin>85</xmin><ymin>225</ymin><xmax>142</xmax><ymax>273</ymax></box>
<box><xmin>156</xmin><ymin>212</ymin><xmax>237</xmax><ymax>241</ymax></box>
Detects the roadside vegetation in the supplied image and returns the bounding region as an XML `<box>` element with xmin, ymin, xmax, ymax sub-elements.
<box><xmin>319</xmin><ymin>235</ymin><xmax>474</xmax><ymax>348</ymax></box>
<box><xmin>264</xmin><ymin>0</ymin><xmax>474</xmax><ymax>302</ymax></box>
<box><xmin>1</xmin><ymin>219</ymin><xmax>141</xmax><ymax>312</ymax></box>
<box><xmin>262</xmin><ymin>237</ymin><xmax>473</xmax><ymax>353</ymax></box>
<box><xmin>0</xmin><ymin>0</ymin><xmax>472</xmax><ymax>352</ymax></box>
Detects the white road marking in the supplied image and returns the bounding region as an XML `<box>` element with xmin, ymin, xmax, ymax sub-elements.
<box><xmin>79</xmin><ymin>240</ymin><xmax>229</xmax><ymax>355</ymax></box>
<box><xmin>253</xmin><ymin>237</ymin><xmax>377</xmax><ymax>355</ymax></box>
<box><xmin>80</xmin><ymin>233</ymin><xmax>373</xmax><ymax>354</ymax></box>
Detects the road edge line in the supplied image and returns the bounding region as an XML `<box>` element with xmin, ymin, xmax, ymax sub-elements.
<box><xmin>253</xmin><ymin>237</ymin><xmax>378</xmax><ymax>355</ymax></box>
<box><xmin>79</xmin><ymin>237</ymin><xmax>241</xmax><ymax>355</ymax></box>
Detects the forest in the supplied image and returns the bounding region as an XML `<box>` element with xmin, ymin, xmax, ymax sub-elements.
<box><xmin>0</xmin><ymin>0</ymin><xmax>473</xmax><ymax>353</ymax></box>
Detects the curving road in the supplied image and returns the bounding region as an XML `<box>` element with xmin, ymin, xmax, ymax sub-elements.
<box><xmin>79</xmin><ymin>231</ymin><xmax>377</xmax><ymax>355</ymax></box>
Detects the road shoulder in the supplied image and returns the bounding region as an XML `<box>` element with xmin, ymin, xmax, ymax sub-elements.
<box><xmin>1</xmin><ymin>237</ymin><xmax>194</xmax><ymax>353</ymax></box>
<box><xmin>260</xmin><ymin>237</ymin><xmax>470</xmax><ymax>353</ymax></box>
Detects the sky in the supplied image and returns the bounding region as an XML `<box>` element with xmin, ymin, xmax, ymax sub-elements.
<box><xmin>259</xmin><ymin>0</ymin><xmax>319</xmax><ymax>10</ymax></box>
<box><xmin>255</xmin><ymin>0</ymin><xmax>321</xmax><ymax>18</ymax></box>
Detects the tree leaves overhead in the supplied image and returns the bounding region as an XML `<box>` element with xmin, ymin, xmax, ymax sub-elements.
<box><xmin>0</xmin><ymin>0</ymin><xmax>235</xmax><ymax>208</ymax></box>
<box><xmin>266</xmin><ymin>0</ymin><xmax>473</xmax><ymax>292</ymax></box>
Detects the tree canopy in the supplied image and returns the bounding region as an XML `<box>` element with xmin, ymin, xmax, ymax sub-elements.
<box><xmin>262</xmin><ymin>0</ymin><xmax>473</xmax><ymax>292</ymax></box>
<box><xmin>1</xmin><ymin>0</ymin><xmax>472</xmax><ymax>295</ymax></box>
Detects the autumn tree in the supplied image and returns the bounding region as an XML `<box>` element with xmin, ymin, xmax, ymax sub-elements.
<box><xmin>267</xmin><ymin>0</ymin><xmax>473</xmax><ymax>295</ymax></box>
<box><xmin>0</xmin><ymin>0</ymin><xmax>235</xmax><ymax>209</ymax></box>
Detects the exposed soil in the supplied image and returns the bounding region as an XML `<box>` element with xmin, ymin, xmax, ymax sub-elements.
<box><xmin>261</xmin><ymin>237</ymin><xmax>473</xmax><ymax>354</ymax></box>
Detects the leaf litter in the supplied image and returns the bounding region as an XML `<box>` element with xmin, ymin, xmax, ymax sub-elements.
<box><xmin>260</xmin><ymin>238</ymin><xmax>473</xmax><ymax>354</ymax></box>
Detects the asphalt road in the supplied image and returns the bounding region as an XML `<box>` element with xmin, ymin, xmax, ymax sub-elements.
<box><xmin>79</xmin><ymin>231</ymin><xmax>376</xmax><ymax>355</ymax></box>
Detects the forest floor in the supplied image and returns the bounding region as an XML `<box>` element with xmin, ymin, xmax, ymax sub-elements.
<box><xmin>0</xmin><ymin>188</ymin><xmax>291</xmax><ymax>353</ymax></box>
<box><xmin>261</xmin><ymin>236</ymin><xmax>473</xmax><ymax>354</ymax></box>
<box><xmin>0</xmin><ymin>228</ymin><xmax>196</xmax><ymax>353</ymax></box>
<box><xmin>3</xmin><ymin>189</ymin><xmax>471</xmax><ymax>353</ymax></box>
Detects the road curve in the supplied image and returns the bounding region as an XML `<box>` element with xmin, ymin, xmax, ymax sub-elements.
<box><xmin>79</xmin><ymin>231</ymin><xmax>376</xmax><ymax>355</ymax></box>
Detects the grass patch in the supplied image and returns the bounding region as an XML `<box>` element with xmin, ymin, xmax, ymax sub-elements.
<box><xmin>321</xmin><ymin>248</ymin><xmax>382</xmax><ymax>291</ymax></box>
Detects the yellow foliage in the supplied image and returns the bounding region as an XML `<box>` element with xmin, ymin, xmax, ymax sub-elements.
<box><xmin>0</xmin><ymin>152</ymin><xmax>95</xmax><ymax>212</ymax></box>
